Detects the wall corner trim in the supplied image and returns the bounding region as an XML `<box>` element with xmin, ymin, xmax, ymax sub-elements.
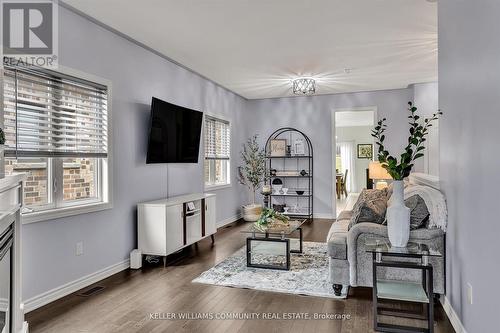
<box><xmin>440</xmin><ymin>296</ymin><xmax>467</xmax><ymax>333</ymax></box>
<box><xmin>23</xmin><ymin>259</ymin><xmax>130</xmax><ymax>313</ymax></box>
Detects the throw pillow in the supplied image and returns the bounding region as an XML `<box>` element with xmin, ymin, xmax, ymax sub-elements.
<box><xmin>384</xmin><ymin>184</ymin><xmax>393</xmax><ymax>200</ymax></box>
<box><xmin>348</xmin><ymin>189</ymin><xmax>388</xmax><ymax>230</ymax></box>
<box><xmin>405</xmin><ymin>194</ymin><xmax>430</xmax><ymax>229</ymax></box>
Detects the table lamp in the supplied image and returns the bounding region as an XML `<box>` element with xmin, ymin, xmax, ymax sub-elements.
<box><xmin>369</xmin><ymin>161</ymin><xmax>392</xmax><ymax>189</ymax></box>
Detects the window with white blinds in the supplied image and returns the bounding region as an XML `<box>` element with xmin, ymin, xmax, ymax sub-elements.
<box><xmin>2</xmin><ymin>65</ymin><xmax>112</xmax><ymax>222</ymax></box>
<box><xmin>204</xmin><ymin>116</ymin><xmax>230</xmax><ymax>160</ymax></box>
<box><xmin>3</xmin><ymin>66</ymin><xmax>108</xmax><ymax>158</ymax></box>
<box><xmin>204</xmin><ymin>116</ymin><xmax>230</xmax><ymax>187</ymax></box>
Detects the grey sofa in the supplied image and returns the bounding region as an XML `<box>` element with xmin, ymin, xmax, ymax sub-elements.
<box><xmin>327</xmin><ymin>178</ymin><xmax>446</xmax><ymax>297</ymax></box>
<box><xmin>327</xmin><ymin>212</ymin><xmax>445</xmax><ymax>296</ymax></box>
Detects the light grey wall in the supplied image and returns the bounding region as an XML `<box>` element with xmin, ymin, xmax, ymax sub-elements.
<box><xmin>245</xmin><ymin>88</ymin><xmax>414</xmax><ymax>217</ymax></box>
<box><xmin>412</xmin><ymin>82</ymin><xmax>439</xmax><ymax>176</ymax></box>
<box><xmin>336</xmin><ymin>126</ymin><xmax>373</xmax><ymax>193</ymax></box>
<box><xmin>21</xmin><ymin>6</ymin><xmax>248</xmax><ymax>300</ymax></box>
<box><xmin>412</xmin><ymin>82</ymin><xmax>438</xmax><ymax>116</ymax></box>
<box><xmin>439</xmin><ymin>1</ymin><xmax>500</xmax><ymax>331</ymax></box>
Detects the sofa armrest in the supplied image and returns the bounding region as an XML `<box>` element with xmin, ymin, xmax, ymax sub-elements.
<box><xmin>346</xmin><ymin>223</ymin><xmax>445</xmax><ymax>287</ymax></box>
<box><xmin>347</xmin><ymin>222</ymin><xmax>444</xmax><ymax>248</ymax></box>
<box><xmin>347</xmin><ymin>222</ymin><xmax>388</xmax><ymax>245</ymax></box>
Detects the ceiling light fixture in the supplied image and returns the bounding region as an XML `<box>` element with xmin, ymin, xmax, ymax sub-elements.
<box><xmin>292</xmin><ymin>78</ymin><xmax>316</xmax><ymax>95</ymax></box>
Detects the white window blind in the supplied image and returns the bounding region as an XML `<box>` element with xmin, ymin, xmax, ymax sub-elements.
<box><xmin>3</xmin><ymin>66</ymin><xmax>108</xmax><ymax>158</ymax></box>
<box><xmin>204</xmin><ymin>116</ymin><xmax>230</xmax><ymax>160</ymax></box>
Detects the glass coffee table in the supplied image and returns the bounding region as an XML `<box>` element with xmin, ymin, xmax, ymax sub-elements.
<box><xmin>241</xmin><ymin>219</ymin><xmax>306</xmax><ymax>270</ymax></box>
<box><xmin>366</xmin><ymin>238</ymin><xmax>442</xmax><ymax>333</ymax></box>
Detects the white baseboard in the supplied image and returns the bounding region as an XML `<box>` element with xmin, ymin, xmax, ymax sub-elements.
<box><xmin>23</xmin><ymin>259</ymin><xmax>130</xmax><ymax>313</ymax></box>
<box><xmin>440</xmin><ymin>295</ymin><xmax>467</xmax><ymax>333</ymax></box>
<box><xmin>216</xmin><ymin>213</ymin><xmax>242</xmax><ymax>228</ymax></box>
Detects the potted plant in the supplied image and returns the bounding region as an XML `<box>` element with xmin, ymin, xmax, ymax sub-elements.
<box><xmin>371</xmin><ymin>102</ymin><xmax>441</xmax><ymax>247</ymax></box>
<box><xmin>254</xmin><ymin>207</ymin><xmax>289</xmax><ymax>231</ymax></box>
<box><xmin>238</xmin><ymin>135</ymin><xmax>267</xmax><ymax>221</ymax></box>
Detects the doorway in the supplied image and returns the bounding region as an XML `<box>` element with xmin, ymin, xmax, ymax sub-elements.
<box><xmin>332</xmin><ymin>108</ymin><xmax>376</xmax><ymax>217</ymax></box>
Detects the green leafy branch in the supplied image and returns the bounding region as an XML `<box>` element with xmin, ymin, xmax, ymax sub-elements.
<box><xmin>237</xmin><ymin>135</ymin><xmax>267</xmax><ymax>204</ymax></box>
<box><xmin>371</xmin><ymin>102</ymin><xmax>442</xmax><ymax>180</ymax></box>
<box><xmin>255</xmin><ymin>207</ymin><xmax>289</xmax><ymax>227</ymax></box>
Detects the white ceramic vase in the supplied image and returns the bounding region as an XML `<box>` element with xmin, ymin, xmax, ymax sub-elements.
<box><xmin>386</xmin><ymin>180</ymin><xmax>410</xmax><ymax>247</ymax></box>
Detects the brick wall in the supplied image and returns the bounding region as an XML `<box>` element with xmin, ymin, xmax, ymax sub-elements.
<box><xmin>5</xmin><ymin>158</ymin><xmax>96</xmax><ymax>206</ymax></box>
<box><xmin>63</xmin><ymin>159</ymin><xmax>96</xmax><ymax>201</ymax></box>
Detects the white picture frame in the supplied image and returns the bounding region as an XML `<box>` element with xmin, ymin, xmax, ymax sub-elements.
<box><xmin>294</xmin><ymin>139</ymin><xmax>305</xmax><ymax>155</ymax></box>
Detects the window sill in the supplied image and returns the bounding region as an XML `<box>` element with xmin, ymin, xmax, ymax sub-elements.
<box><xmin>204</xmin><ymin>183</ymin><xmax>232</xmax><ymax>191</ymax></box>
<box><xmin>21</xmin><ymin>201</ymin><xmax>113</xmax><ymax>224</ymax></box>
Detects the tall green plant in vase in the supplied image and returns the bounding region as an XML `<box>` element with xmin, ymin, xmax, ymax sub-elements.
<box><xmin>371</xmin><ymin>102</ymin><xmax>441</xmax><ymax>247</ymax></box>
<box><xmin>237</xmin><ymin>135</ymin><xmax>267</xmax><ymax>221</ymax></box>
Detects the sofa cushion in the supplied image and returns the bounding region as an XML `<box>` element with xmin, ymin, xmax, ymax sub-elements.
<box><xmin>328</xmin><ymin>219</ymin><xmax>349</xmax><ymax>237</ymax></box>
<box><xmin>405</xmin><ymin>194</ymin><xmax>430</xmax><ymax>229</ymax></box>
<box><xmin>327</xmin><ymin>219</ymin><xmax>349</xmax><ymax>260</ymax></box>
<box><xmin>337</xmin><ymin>210</ymin><xmax>353</xmax><ymax>222</ymax></box>
<box><xmin>327</xmin><ymin>233</ymin><xmax>348</xmax><ymax>260</ymax></box>
<box><xmin>329</xmin><ymin>257</ymin><xmax>350</xmax><ymax>285</ymax></box>
<box><xmin>348</xmin><ymin>189</ymin><xmax>388</xmax><ymax>230</ymax></box>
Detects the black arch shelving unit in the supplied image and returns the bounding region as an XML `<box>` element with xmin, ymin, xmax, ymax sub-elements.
<box><xmin>265</xmin><ymin>127</ymin><xmax>313</xmax><ymax>219</ymax></box>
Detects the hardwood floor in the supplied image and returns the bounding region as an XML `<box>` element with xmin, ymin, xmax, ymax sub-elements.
<box><xmin>26</xmin><ymin>219</ymin><xmax>455</xmax><ymax>333</ymax></box>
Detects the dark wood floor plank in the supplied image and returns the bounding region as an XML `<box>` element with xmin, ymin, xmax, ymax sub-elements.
<box><xmin>26</xmin><ymin>219</ymin><xmax>455</xmax><ymax>333</ymax></box>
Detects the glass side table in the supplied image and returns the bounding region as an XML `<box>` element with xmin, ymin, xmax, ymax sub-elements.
<box><xmin>366</xmin><ymin>239</ymin><xmax>442</xmax><ymax>333</ymax></box>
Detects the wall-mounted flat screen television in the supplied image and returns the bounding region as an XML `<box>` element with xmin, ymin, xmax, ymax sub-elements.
<box><xmin>146</xmin><ymin>97</ymin><xmax>203</xmax><ymax>163</ymax></box>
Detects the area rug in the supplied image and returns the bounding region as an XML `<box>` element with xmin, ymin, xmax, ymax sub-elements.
<box><xmin>192</xmin><ymin>241</ymin><xmax>348</xmax><ymax>298</ymax></box>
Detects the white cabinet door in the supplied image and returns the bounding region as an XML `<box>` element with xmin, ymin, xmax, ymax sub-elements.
<box><xmin>138</xmin><ymin>205</ymin><xmax>166</xmax><ymax>255</ymax></box>
<box><xmin>166</xmin><ymin>204</ymin><xmax>184</xmax><ymax>254</ymax></box>
<box><xmin>205</xmin><ymin>196</ymin><xmax>217</xmax><ymax>236</ymax></box>
<box><xmin>186</xmin><ymin>214</ymin><xmax>202</xmax><ymax>244</ymax></box>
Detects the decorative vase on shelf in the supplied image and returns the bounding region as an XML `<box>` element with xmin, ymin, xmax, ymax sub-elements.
<box><xmin>386</xmin><ymin>180</ymin><xmax>410</xmax><ymax>247</ymax></box>
<box><xmin>261</xmin><ymin>185</ymin><xmax>272</xmax><ymax>195</ymax></box>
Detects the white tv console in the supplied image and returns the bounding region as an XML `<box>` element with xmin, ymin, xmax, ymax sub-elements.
<box><xmin>138</xmin><ymin>193</ymin><xmax>216</xmax><ymax>266</ymax></box>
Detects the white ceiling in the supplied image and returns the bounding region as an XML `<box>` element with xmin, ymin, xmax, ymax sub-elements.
<box><xmin>335</xmin><ymin>111</ymin><xmax>375</xmax><ymax>127</ymax></box>
<box><xmin>63</xmin><ymin>0</ymin><xmax>437</xmax><ymax>99</ymax></box>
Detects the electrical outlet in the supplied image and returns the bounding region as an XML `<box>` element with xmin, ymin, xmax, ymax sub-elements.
<box><xmin>76</xmin><ymin>241</ymin><xmax>84</xmax><ymax>256</ymax></box>
<box><xmin>467</xmin><ymin>283</ymin><xmax>473</xmax><ymax>305</ymax></box>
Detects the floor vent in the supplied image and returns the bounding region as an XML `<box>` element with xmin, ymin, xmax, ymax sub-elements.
<box><xmin>77</xmin><ymin>286</ymin><xmax>105</xmax><ymax>297</ymax></box>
